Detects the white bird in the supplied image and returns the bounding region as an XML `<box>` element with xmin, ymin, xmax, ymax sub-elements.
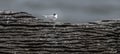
<box><xmin>43</xmin><ymin>13</ymin><xmax>58</xmax><ymax>22</ymax></box>
<box><xmin>43</xmin><ymin>13</ymin><xmax>58</xmax><ymax>28</ymax></box>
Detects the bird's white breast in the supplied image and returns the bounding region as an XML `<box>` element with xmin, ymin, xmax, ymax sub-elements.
<box><xmin>54</xmin><ymin>14</ymin><xmax>58</xmax><ymax>18</ymax></box>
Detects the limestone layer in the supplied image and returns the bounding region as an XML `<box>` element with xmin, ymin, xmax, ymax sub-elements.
<box><xmin>0</xmin><ymin>11</ymin><xmax>119</xmax><ymax>54</ymax></box>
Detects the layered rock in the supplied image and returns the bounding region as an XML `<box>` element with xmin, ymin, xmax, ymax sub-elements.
<box><xmin>0</xmin><ymin>11</ymin><xmax>119</xmax><ymax>54</ymax></box>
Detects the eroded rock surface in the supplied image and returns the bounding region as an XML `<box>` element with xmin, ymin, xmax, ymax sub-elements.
<box><xmin>0</xmin><ymin>11</ymin><xmax>119</xmax><ymax>54</ymax></box>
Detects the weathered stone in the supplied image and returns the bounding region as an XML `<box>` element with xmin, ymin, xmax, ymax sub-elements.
<box><xmin>0</xmin><ymin>11</ymin><xmax>119</xmax><ymax>54</ymax></box>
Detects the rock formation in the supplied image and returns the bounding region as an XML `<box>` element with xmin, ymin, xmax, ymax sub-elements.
<box><xmin>0</xmin><ymin>11</ymin><xmax>119</xmax><ymax>54</ymax></box>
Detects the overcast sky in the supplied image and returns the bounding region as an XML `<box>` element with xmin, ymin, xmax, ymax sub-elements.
<box><xmin>0</xmin><ymin>0</ymin><xmax>120</xmax><ymax>23</ymax></box>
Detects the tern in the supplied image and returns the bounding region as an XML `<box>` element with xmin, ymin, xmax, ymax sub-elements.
<box><xmin>43</xmin><ymin>13</ymin><xmax>58</xmax><ymax>21</ymax></box>
<box><xmin>43</xmin><ymin>13</ymin><xmax>58</xmax><ymax>28</ymax></box>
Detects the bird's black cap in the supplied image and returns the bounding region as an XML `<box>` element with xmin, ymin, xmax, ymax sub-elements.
<box><xmin>53</xmin><ymin>13</ymin><xmax>56</xmax><ymax>15</ymax></box>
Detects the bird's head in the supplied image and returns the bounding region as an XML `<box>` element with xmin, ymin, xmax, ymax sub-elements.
<box><xmin>53</xmin><ymin>13</ymin><xmax>56</xmax><ymax>16</ymax></box>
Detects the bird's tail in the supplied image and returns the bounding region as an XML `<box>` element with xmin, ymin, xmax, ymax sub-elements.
<box><xmin>42</xmin><ymin>15</ymin><xmax>48</xmax><ymax>18</ymax></box>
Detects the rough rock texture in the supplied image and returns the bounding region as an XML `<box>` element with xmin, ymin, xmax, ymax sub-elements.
<box><xmin>0</xmin><ymin>11</ymin><xmax>119</xmax><ymax>54</ymax></box>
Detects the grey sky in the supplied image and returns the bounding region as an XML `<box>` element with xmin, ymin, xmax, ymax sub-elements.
<box><xmin>0</xmin><ymin>0</ymin><xmax>120</xmax><ymax>23</ymax></box>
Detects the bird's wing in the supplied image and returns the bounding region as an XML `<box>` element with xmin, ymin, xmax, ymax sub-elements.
<box><xmin>43</xmin><ymin>15</ymin><xmax>57</xmax><ymax>21</ymax></box>
<box><xmin>42</xmin><ymin>15</ymin><xmax>48</xmax><ymax>18</ymax></box>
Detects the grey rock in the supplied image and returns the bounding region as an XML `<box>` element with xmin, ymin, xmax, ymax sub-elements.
<box><xmin>0</xmin><ymin>11</ymin><xmax>119</xmax><ymax>54</ymax></box>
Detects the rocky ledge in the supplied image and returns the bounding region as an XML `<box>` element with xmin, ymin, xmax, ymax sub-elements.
<box><xmin>0</xmin><ymin>11</ymin><xmax>119</xmax><ymax>54</ymax></box>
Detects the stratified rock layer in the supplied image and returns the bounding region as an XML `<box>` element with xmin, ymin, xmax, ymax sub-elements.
<box><xmin>0</xmin><ymin>11</ymin><xmax>119</xmax><ymax>54</ymax></box>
